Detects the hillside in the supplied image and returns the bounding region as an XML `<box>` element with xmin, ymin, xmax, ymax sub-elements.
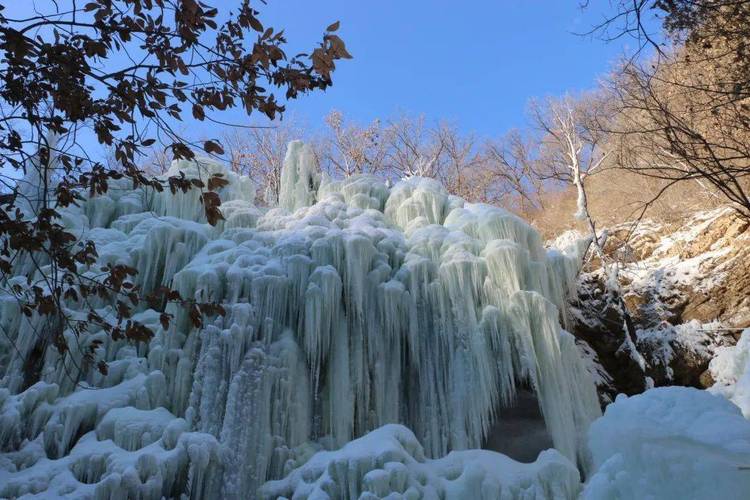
<box><xmin>565</xmin><ymin>207</ymin><xmax>750</xmax><ymax>400</ymax></box>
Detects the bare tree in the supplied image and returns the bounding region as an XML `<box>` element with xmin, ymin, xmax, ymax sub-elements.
<box><xmin>529</xmin><ymin>95</ymin><xmax>645</xmax><ymax>367</ymax></box>
<box><xmin>222</xmin><ymin>121</ymin><xmax>304</xmax><ymax>206</ymax></box>
<box><xmin>607</xmin><ymin>52</ymin><xmax>750</xmax><ymax>218</ymax></box>
<box><xmin>434</xmin><ymin>123</ymin><xmax>483</xmax><ymax>199</ymax></box>
<box><xmin>319</xmin><ymin>110</ymin><xmax>389</xmax><ymax>177</ymax></box>
<box><xmin>589</xmin><ymin>0</ymin><xmax>750</xmax><ymax>80</ymax></box>
<box><xmin>530</xmin><ymin>95</ymin><xmax>611</xmax><ymax>219</ymax></box>
<box><xmin>588</xmin><ymin>0</ymin><xmax>750</xmax><ymax>218</ymax></box>
<box><xmin>386</xmin><ymin>114</ymin><xmax>447</xmax><ymax>178</ymax></box>
<box><xmin>480</xmin><ymin>130</ymin><xmax>547</xmax><ymax>215</ymax></box>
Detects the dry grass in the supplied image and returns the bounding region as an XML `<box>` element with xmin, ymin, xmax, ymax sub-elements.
<box><xmin>525</xmin><ymin>167</ymin><xmax>727</xmax><ymax>241</ymax></box>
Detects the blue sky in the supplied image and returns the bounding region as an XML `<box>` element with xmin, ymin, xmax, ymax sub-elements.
<box><xmin>249</xmin><ymin>0</ymin><xmax>650</xmax><ymax>137</ymax></box>
<box><xmin>5</xmin><ymin>1</ymin><xmax>658</xmax><ymax>157</ymax></box>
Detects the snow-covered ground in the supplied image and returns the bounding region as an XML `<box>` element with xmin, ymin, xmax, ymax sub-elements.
<box><xmin>710</xmin><ymin>329</ymin><xmax>750</xmax><ymax>418</ymax></box>
<box><xmin>260</xmin><ymin>424</ymin><xmax>582</xmax><ymax>499</ymax></box>
<box><xmin>583</xmin><ymin>384</ymin><xmax>750</xmax><ymax>500</ymax></box>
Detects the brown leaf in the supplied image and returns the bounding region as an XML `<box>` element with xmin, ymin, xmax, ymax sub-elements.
<box><xmin>203</xmin><ymin>140</ymin><xmax>224</xmax><ymax>155</ymax></box>
<box><xmin>207</xmin><ymin>173</ymin><xmax>229</xmax><ymax>191</ymax></box>
<box><xmin>192</xmin><ymin>104</ymin><xmax>205</xmax><ymax>120</ymax></box>
<box><xmin>189</xmin><ymin>304</ymin><xmax>203</xmax><ymax>328</ymax></box>
<box><xmin>159</xmin><ymin>312</ymin><xmax>172</xmax><ymax>330</ymax></box>
<box><xmin>249</xmin><ymin>15</ymin><xmax>263</xmax><ymax>32</ymax></box>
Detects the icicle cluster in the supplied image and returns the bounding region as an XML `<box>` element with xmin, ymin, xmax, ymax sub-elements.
<box><xmin>260</xmin><ymin>424</ymin><xmax>582</xmax><ymax>499</ymax></box>
<box><xmin>0</xmin><ymin>142</ymin><xmax>600</xmax><ymax>499</ymax></box>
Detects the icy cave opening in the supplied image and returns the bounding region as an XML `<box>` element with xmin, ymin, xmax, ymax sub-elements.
<box><xmin>482</xmin><ymin>388</ymin><xmax>554</xmax><ymax>463</ymax></box>
<box><xmin>0</xmin><ymin>140</ymin><xmax>602</xmax><ymax>499</ymax></box>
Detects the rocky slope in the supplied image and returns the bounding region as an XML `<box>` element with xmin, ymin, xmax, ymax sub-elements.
<box><xmin>565</xmin><ymin>207</ymin><xmax>750</xmax><ymax>401</ymax></box>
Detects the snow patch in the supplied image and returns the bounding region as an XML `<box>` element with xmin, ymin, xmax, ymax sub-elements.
<box><xmin>583</xmin><ymin>386</ymin><xmax>750</xmax><ymax>500</ymax></box>
<box><xmin>710</xmin><ymin>329</ymin><xmax>750</xmax><ymax>417</ymax></box>
<box><xmin>260</xmin><ymin>424</ymin><xmax>582</xmax><ymax>500</ymax></box>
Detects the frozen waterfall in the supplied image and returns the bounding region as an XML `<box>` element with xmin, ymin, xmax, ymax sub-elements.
<box><xmin>0</xmin><ymin>142</ymin><xmax>600</xmax><ymax>499</ymax></box>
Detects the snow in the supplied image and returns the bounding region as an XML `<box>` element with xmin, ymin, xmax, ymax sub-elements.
<box><xmin>96</xmin><ymin>407</ymin><xmax>176</xmax><ymax>452</ymax></box>
<box><xmin>636</xmin><ymin>320</ymin><xmax>724</xmax><ymax>381</ymax></box>
<box><xmin>617</xmin><ymin>208</ymin><xmax>740</xmax><ymax>310</ymax></box>
<box><xmin>582</xmin><ymin>386</ymin><xmax>750</xmax><ymax>500</ymax></box>
<box><xmin>0</xmin><ymin>425</ymin><xmax>222</xmax><ymax>499</ymax></box>
<box><xmin>570</xmin><ymin>208</ymin><xmax>744</xmax><ymax>347</ymax></box>
<box><xmin>0</xmin><ymin>141</ymin><xmax>601</xmax><ymax>498</ymax></box>
<box><xmin>318</xmin><ymin>173</ymin><xmax>390</xmax><ymax>211</ymax></box>
<box><xmin>573</xmin><ymin>338</ymin><xmax>614</xmax><ymax>402</ymax></box>
<box><xmin>710</xmin><ymin>329</ymin><xmax>750</xmax><ymax>418</ymax></box>
<box><xmin>156</xmin><ymin>158</ymin><xmax>256</xmax><ymax>223</ymax></box>
<box><xmin>260</xmin><ymin>423</ymin><xmax>582</xmax><ymax>500</ymax></box>
<box><xmin>548</xmin><ymin>229</ymin><xmax>592</xmax><ymax>268</ymax></box>
<box><xmin>385</xmin><ymin>176</ymin><xmax>454</xmax><ymax>231</ymax></box>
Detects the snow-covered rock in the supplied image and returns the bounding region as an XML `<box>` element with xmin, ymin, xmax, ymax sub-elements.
<box><xmin>261</xmin><ymin>424</ymin><xmax>582</xmax><ymax>500</ymax></box>
<box><xmin>569</xmin><ymin>207</ymin><xmax>749</xmax><ymax>397</ymax></box>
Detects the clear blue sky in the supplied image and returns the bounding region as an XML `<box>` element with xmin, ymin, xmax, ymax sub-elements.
<box><xmin>247</xmin><ymin>0</ymin><xmax>649</xmax><ymax>137</ymax></box>
<box><xmin>5</xmin><ymin>1</ymin><xmax>657</xmax><ymax>153</ymax></box>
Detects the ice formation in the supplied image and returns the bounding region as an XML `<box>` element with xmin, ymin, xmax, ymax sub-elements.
<box><xmin>582</xmin><ymin>387</ymin><xmax>750</xmax><ymax>500</ymax></box>
<box><xmin>0</xmin><ymin>143</ymin><xmax>601</xmax><ymax>498</ymax></box>
<box><xmin>279</xmin><ymin>140</ymin><xmax>320</xmax><ymax>212</ymax></box>
<box><xmin>260</xmin><ymin>424</ymin><xmax>582</xmax><ymax>499</ymax></box>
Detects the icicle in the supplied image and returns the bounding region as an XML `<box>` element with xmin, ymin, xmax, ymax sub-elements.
<box><xmin>279</xmin><ymin>140</ymin><xmax>320</xmax><ymax>212</ymax></box>
<box><xmin>385</xmin><ymin>176</ymin><xmax>450</xmax><ymax>229</ymax></box>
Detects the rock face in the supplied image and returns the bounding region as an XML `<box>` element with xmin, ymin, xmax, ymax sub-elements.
<box><xmin>567</xmin><ymin>208</ymin><xmax>750</xmax><ymax>399</ymax></box>
<box><xmin>569</xmin><ymin>282</ymin><xmax>647</xmax><ymax>400</ymax></box>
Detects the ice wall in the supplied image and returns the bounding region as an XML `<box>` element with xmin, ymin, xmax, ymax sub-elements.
<box><xmin>0</xmin><ymin>142</ymin><xmax>600</xmax><ymax>499</ymax></box>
